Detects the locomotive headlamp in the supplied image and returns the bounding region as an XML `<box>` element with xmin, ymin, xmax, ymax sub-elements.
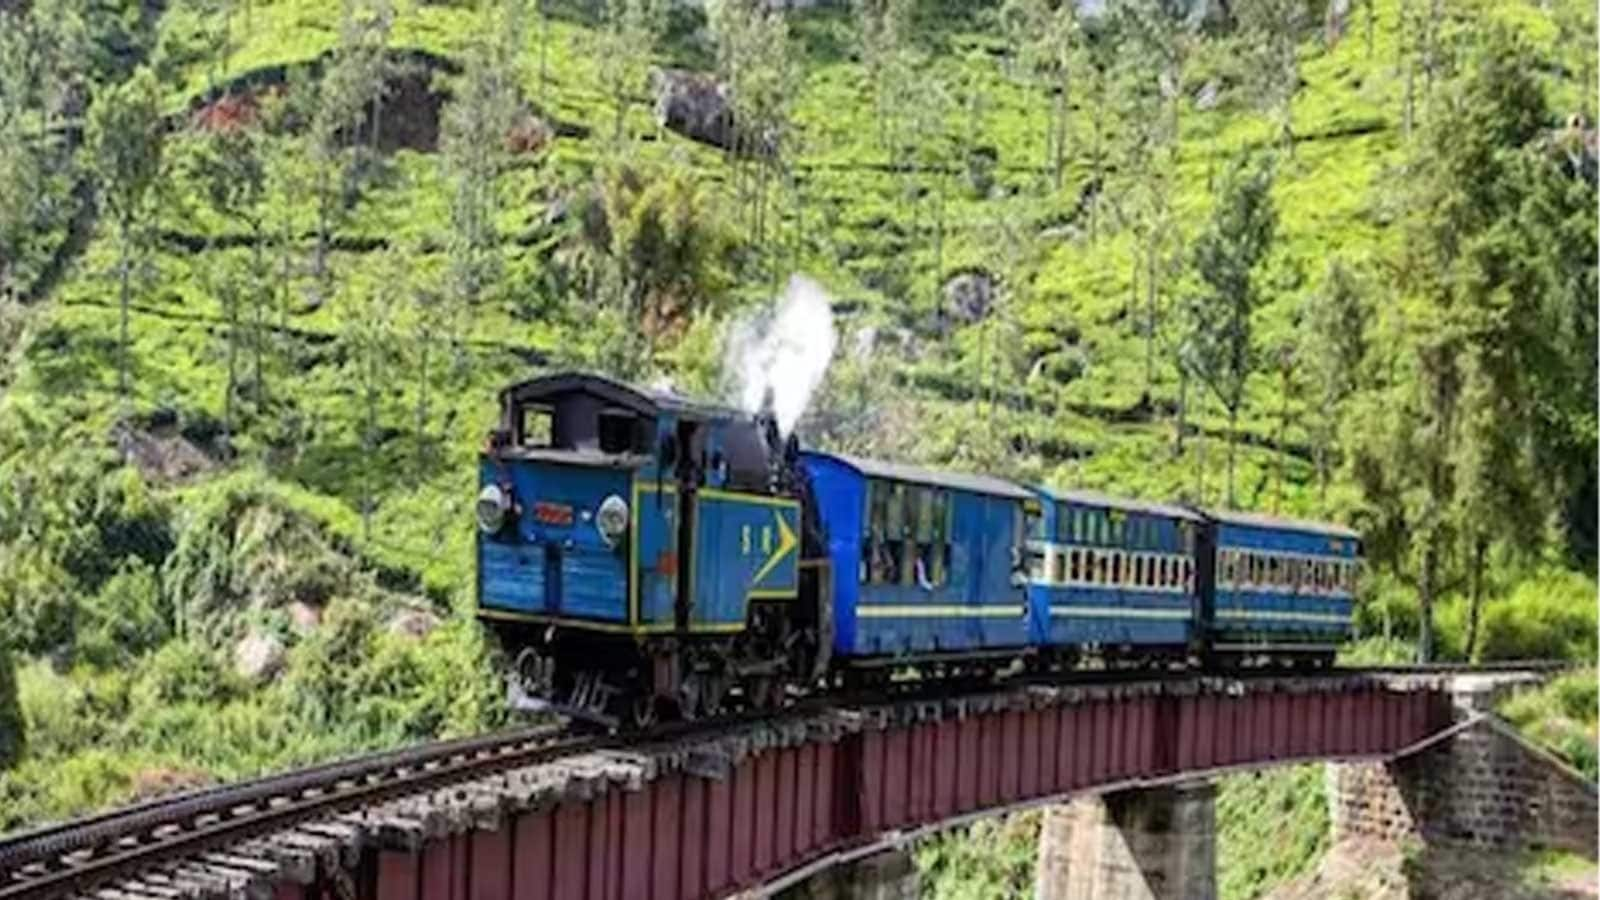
<box><xmin>596</xmin><ymin>494</ymin><xmax>629</xmax><ymax>546</ymax></box>
<box><xmin>476</xmin><ymin>484</ymin><xmax>512</xmax><ymax>534</ymax></box>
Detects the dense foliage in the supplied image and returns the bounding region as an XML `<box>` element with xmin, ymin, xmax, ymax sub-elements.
<box><xmin>0</xmin><ymin>0</ymin><xmax>1591</xmax><ymax>859</ymax></box>
<box><xmin>1500</xmin><ymin>668</ymin><xmax>1599</xmax><ymax>782</ymax></box>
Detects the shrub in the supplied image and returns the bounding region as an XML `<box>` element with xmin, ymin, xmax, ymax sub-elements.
<box><xmin>77</xmin><ymin>557</ymin><xmax>170</xmax><ymax>666</ymax></box>
<box><xmin>1500</xmin><ymin>668</ymin><xmax>1599</xmax><ymax>781</ymax></box>
<box><xmin>1476</xmin><ymin>569</ymin><xmax>1597</xmax><ymax>662</ymax></box>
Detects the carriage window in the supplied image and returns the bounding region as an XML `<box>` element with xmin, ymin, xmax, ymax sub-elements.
<box><xmin>1053</xmin><ymin>549</ymin><xmax>1067</xmax><ymax>584</ymax></box>
<box><xmin>519</xmin><ymin>405</ymin><xmax>553</xmax><ymax>447</ymax></box>
<box><xmin>930</xmin><ymin>490</ymin><xmax>949</xmax><ymax>585</ymax></box>
<box><xmin>886</xmin><ymin>483</ymin><xmax>906</xmax><ymax>539</ymax></box>
<box><xmin>914</xmin><ymin>487</ymin><xmax>934</xmax><ymax>542</ymax></box>
<box><xmin>598</xmin><ymin>411</ymin><xmax>641</xmax><ymax>454</ymax></box>
<box><xmin>1109</xmin><ymin>553</ymin><xmax>1122</xmax><ymax>586</ymax></box>
<box><xmin>863</xmin><ymin>480</ymin><xmax>895</xmax><ymax>584</ymax></box>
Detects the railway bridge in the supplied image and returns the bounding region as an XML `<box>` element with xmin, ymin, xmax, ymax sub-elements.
<box><xmin>1</xmin><ymin>666</ymin><xmax>1589</xmax><ymax>900</ymax></box>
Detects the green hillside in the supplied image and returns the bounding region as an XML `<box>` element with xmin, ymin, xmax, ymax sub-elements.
<box><xmin>0</xmin><ymin>0</ymin><xmax>1594</xmax><ymax>831</ymax></box>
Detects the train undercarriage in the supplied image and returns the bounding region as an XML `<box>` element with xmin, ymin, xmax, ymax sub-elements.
<box><xmin>492</xmin><ymin>612</ymin><xmax>1337</xmax><ymax>732</ymax></box>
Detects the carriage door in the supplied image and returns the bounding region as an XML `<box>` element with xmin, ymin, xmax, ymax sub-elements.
<box><xmin>673</xmin><ymin>419</ymin><xmax>705</xmax><ymax>631</ymax></box>
<box><xmin>1192</xmin><ymin>520</ymin><xmax>1215</xmax><ymax>641</ymax></box>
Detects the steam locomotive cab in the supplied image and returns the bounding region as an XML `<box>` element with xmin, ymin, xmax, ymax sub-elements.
<box><xmin>476</xmin><ymin>373</ymin><xmax>823</xmax><ymax>727</ymax></box>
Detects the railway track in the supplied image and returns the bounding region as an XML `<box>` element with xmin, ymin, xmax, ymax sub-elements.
<box><xmin>0</xmin><ymin>661</ymin><xmax>1562</xmax><ymax>900</ymax></box>
<box><xmin>0</xmin><ymin>724</ymin><xmax>606</xmax><ymax>900</ymax></box>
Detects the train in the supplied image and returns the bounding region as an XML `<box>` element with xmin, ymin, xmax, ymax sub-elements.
<box><xmin>475</xmin><ymin>372</ymin><xmax>1362</xmax><ymax>728</ymax></box>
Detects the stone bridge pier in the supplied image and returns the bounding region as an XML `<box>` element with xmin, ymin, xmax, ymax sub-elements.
<box><xmin>1325</xmin><ymin>672</ymin><xmax>1599</xmax><ymax>859</ymax></box>
<box><xmin>1036</xmin><ymin>782</ymin><xmax>1216</xmax><ymax>900</ymax></box>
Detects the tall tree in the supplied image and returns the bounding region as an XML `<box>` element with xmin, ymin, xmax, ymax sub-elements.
<box><xmin>1350</xmin><ymin>26</ymin><xmax>1592</xmax><ymax>661</ymax></box>
<box><xmin>708</xmin><ymin>0</ymin><xmax>794</xmax><ymax>248</ymax></box>
<box><xmin>1297</xmin><ymin>257</ymin><xmax>1368</xmax><ymax>509</ymax></box>
<box><xmin>197</xmin><ymin>120</ymin><xmax>271</xmax><ymax>422</ymax></box>
<box><xmin>1000</xmin><ymin>0</ymin><xmax>1077</xmax><ymax>192</ymax></box>
<box><xmin>1112</xmin><ymin>0</ymin><xmax>1185</xmax><ymax>398</ymax></box>
<box><xmin>343</xmin><ymin>248</ymin><xmax>401</xmax><ymax>544</ymax></box>
<box><xmin>87</xmin><ymin>66</ymin><xmax>165</xmax><ymax>409</ymax></box>
<box><xmin>438</xmin><ymin>0</ymin><xmax>522</xmax><ymax>365</ymax></box>
<box><xmin>852</xmin><ymin>0</ymin><xmax>914</xmax><ymax>163</ymax></box>
<box><xmin>1239</xmin><ymin>0</ymin><xmax>1306</xmax><ymax>156</ymax></box>
<box><xmin>597</xmin><ymin>0</ymin><xmax>663</xmax><ymax>143</ymax></box>
<box><xmin>306</xmin><ymin>0</ymin><xmax>390</xmax><ymax>301</ymax></box>
<box><xmin>1177</xmin><ymin>153</ymin><xmax>1278</xmax><ymax>507</ymax></box>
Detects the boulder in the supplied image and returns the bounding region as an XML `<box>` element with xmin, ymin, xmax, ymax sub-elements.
<box><xmin>387</xmin><ymin>609</ymin><xmax>441</xmax><ymax>640</ymax></box>
<box><xmin>941</xmin><ymin>271</ymin><xmax>997</xmax><ymax>328</ymax></box>
<box><xmin>287</xmin><ymin>601</ymin><xmax>323</xmax><ymax>635</ymax></box>
<box><xmin>233</xmin><ymin>631</ymin><xmax>285</xmax><ymax>684</ymax></box>
<box><xmin>114</xmin><ymin>421</ymin><xmax>215</xmax><ymax>484</ymax></box>
<box><xmin>505</xmin><ymin>108</ymin><xmax>554</xmax><ymax>155</ymax></box>
<box><xmin>650</xmin><ymin>68</ymin><xmax>774</xmax><ymax>157</ymax></box>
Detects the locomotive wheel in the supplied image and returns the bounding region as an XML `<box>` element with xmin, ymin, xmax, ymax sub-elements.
<box><xmin>630</xmin><ymin>694</ymin><xmax>659</xmax><ymax>730</ymax></box>
<box><xmin>693</xmin><ymin>672</ymin><xmax>729</xmax><ymax>718</ymax></box>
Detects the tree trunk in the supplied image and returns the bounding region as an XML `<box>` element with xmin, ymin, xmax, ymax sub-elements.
<box><xmin>225</xmin><ymin>281</ymin><xmax>238</xmax><ymax>445</ymax></box>
<box><xmin>1418</xmin><ymin>538</ymin><xmax>1436</xmax><ymax>662</ymax></box>
<box><xmin>1175</xmin><ymin>364</ymin><xmax>1188</xmax><ymax>455</ymax></box>
<box><xmin>539</xmin><ymin>0</ymin><xmax>549</xmax><ymax>104</ymax></box>
<box><xmin>1143</xmin><ymin>240</ymin><xmax>1157</xmax><ymax>396</ymax></box>
<box><xmin>1049</xmin><ymin>83</ymin><xmax>1065</xmax><ymax>191</ymax></box>
<box><xmin>1365</xmin><ymin>0</ymin><xmax>1375</xmax><ymax>57</ymax></box>
<box><xmin>1273</xmin><ymin>366</ymin><xmax>1290</xmax><ymax>513</ymax></box>
<box><xmin>1464</xmin><ymin>536</ymin><xmax>1486</xmax><ymax>661</ymax></box>
<box><xmin>1225</xmin><ymin>402</ymin><xmax>1237</xmax><ymax>508</ymax></box>
<box><xmin>252</xmin><ymin>226</ymin><xmax>265</xmax><ymax>407</ymax></box>
<box><xmin>933</xmin><ymin>180</ymin><xmax>945</xmax><ymax>309</ymax></box>
<box><xmin>315</xmin><ymin>167</ymin><xmax>331</xmax><ymax>289</ymax></box>
<box><xmin>117</xmin><ymin>219</ymin><xmax>131</xmax><ymax>406</ymax></box>
<box><xmin>1315</xmin><ymin>428</ymin><xmax>1329</xmax><ymax>508</ymax></box>
<box><xmin>417</xmin><ymin>332</ymin><xmax>429</xmax><ymax>471</ymax></box>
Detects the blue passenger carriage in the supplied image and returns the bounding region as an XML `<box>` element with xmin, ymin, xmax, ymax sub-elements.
<box><xmin>1204</xmin><ymin>511</ymin><xmax>1362</xmax><ymax>665</ymax></box>
<box><xmin>1025</xmin><ymin>488</ymin><xmax>1203</xmax><ymax>660</ymax></box>
<box><xmin>800</xmin><ymin>452</ymin><xmax>1038</xmax><ymax>667</ymax></box>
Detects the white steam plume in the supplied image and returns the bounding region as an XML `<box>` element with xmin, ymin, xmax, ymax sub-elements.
<box><xmin>725</xmin><ymin>274</ymin><xmax>838</xmax><ymax>435</ymax></box>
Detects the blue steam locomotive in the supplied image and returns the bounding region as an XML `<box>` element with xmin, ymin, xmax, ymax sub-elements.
<box><xmin>476</xmin><ymin>373</ymin><xmax>1361</xmax><ymax>727</ymax></box>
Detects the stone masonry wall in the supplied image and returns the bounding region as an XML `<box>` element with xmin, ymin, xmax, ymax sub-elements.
<box><xmin>1327</xmin><ymin>715</ymin><xmax>1599</xmax><ymax>858</ymax></box>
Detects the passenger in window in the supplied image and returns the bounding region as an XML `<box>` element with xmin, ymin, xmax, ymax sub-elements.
<box><xmin>872</xmin><ymin>539</ymin><xmax>897</xmax><ymax>584</ymax></box>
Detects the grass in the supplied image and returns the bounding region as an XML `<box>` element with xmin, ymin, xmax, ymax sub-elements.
<box><xmin>1499</xmin><ymin>667</ymin><xmax>1599</xmax><ymax>781</ymax></box>
<box><xmin>1216</xmin><ymin>765</ymin><xmax>1330</xmax><ymax>900</ymax></box>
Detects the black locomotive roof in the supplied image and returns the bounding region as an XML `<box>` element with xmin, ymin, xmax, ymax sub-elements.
<box><xmin>814</xmin><ymin>452</ymin><xmax>1036</xmax><ymax>501</ymax></box>
<box><xmin>1033</xmin><ymin>485</ymin><xmax>1204</xmax><ymax>522</ymax></box>
<box><xmin>1206</xmin><ymin>508</ymin><xmax>1361</xmax><ymax>540</ymax></box>
<box><xmin>500</xmin><ymin>371</ymin><xmax>748</xmax><ymax>422</ymax></box>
